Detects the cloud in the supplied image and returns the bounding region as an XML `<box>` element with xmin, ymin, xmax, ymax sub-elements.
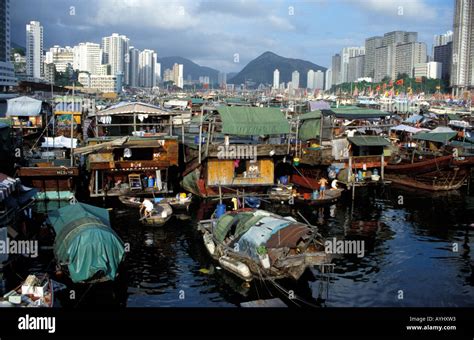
<box><xmin>10</xmin><ymin>0</ymin><xmax>452</xmax><ymax>72</ymax></box>
<box><xmin>352</xmin><ymin>0</ymin><xmax>438</xmax><ymax>20</ymax></box>
<box><xmin>89</xmin><ymin>0</ymin><xmax>200</xmax><ymax>30</ymax></box>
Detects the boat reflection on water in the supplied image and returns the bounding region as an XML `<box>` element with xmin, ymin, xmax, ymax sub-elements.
<box><xmin>2</xmin><ymin>185</ymin><xmax>474</xmax><ymax>307</ymax></box>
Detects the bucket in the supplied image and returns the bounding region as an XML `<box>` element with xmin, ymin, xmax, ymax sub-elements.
<box><xmin>303</xmin><ymin>193</ymin><xmax>311</xmax><ymax>200</ymax></box>
<box><xmin>293</xmin><ymin>157</ymin><xmax>300</xmax><ymax>166</ymax></box>
<box><xmin>312</xmin><ymin>190</ymin><xmax>319</xmax><ymax>200</ymax></box>
<box><xmin>279</xmin><ymin>176</ymin><xmax>288</xmax><ymax>185</ymax></box>
<box><xmin>215</xmin><ymin>204</ymin><xmax>226</xmax><ymax>218</ymax></box>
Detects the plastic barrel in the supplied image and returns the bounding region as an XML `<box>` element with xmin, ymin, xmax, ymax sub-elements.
<box><xmin>215</xmin><ymin>204</ymin><xmax>226</xmax><ymax>218</ymax></box>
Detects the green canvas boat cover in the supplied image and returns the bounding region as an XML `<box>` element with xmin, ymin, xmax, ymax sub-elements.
<box><xmin>48</xmin><ymin>203</ymin><xmax>125</xmax><ymax>283</ymax></box>
<box><xmin>413</xmin><ymin>132</ymin><xmax>457</xmax><ymax>144</ymax></box>
<box><xmin>447</xmin><ymin>114</ymin><xmax>461</xmax><ymax>120</ymax></box>
<box><xmin>299</xmin><ymin>110</ymin><xmax>322</xmax><ymax>121</ymax></box>
<box><xmin>348</xmin><ymin>136</ymin><xmax>391</xmax><ymax>146</ymax></box>
<box><xmin>217</xmin><ymin>106</ymin><xmax>290</xmax><ymax>136</ymax></box>
<box><xmin>323</xmin><ymin>106</ymin><xmax>391</xmax><ymax>119</ymax></box>
<box><xmin>298</xmin><ymin>111</ymin><xmax>322</xmax><ymax>141</ymax></box>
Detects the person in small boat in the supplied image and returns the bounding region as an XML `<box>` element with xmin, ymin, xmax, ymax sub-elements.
<box><xmin>140</xmin><ymin>198</ymin><xmax>154</xmax><ymax>218</ymax></box>
<box><xmin>318</xmin><ymin>177</ymin><xmax>328</xmax><ymax>198</ymax></box>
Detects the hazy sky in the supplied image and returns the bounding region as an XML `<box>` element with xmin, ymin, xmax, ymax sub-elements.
<box><xmin>11</xmin><ymin>0</ymin><xmax>453</xmax><ymax>73</ymax></box>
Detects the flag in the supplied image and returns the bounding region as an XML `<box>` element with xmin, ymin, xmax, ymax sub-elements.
<box><xmin>396</xmin><ymin>79</ymin><xmax>404</xmax><ymax>86</ymax></box>
<box><xmin>376</xmin><ymin>85</ymin><xmax>381</xmax><ymax>92</ymax></box>
<box><xmin>383</xmin><ymin>83</ymin><xmax>387</xmax><ymax>90</ymax></box>
<box><xmin>389</xmin><ymin>80</ymin><xmax>393</xmax><ymax>86</ymax></box>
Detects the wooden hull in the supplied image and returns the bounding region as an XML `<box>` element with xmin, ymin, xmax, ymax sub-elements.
<box><xmin>140</xmin><ymin>203</ymin><xmax>173</xmax><ymax>227</ymax></box>
<box><xmin>295</xmin><ymin>189</ymin><xmax>343</xmax><ymax>206</ymax></box>
<box><xmin>453</xmin><ymin>156</ymin><xmax>474</xmax><ymax>167</ymax></box>
<box><xmin>385</xmin><ymin>168</ymin><xmax>468</xmax><ymax>191</ymax></box>
<box><xmin>17</xmin><ymin>166</ymin><xmax>79</xmax><ymax>196</ymax></box>
<box><xmin>385</xmin><ymin>155</ymin><xmax>453</xmax><ymax>175</ymax></box>
<box><xmin>120</xmin><ymin>196</ymin><xmax>191</xmax><ymax>212</ymax></box>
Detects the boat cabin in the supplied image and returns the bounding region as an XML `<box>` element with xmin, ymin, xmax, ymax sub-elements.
<box><xmin>5</xmin><ymin>96</ymin><xmax>51</xmax><ymax>137</ymax></box>
<box><xmin>180</xmin><ymin>106</ymin><xmax>290</xmax><ymax>198</ymax></box>
<box><xmin>76</xmin><ymin>136</ymin><xmax>178</xmax><ymax>197</ymax></box>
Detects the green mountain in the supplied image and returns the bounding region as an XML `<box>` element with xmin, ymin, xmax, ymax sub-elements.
<box><xmin>229</xmin><ymin>51</ymin><xmax>326</xmax><ymax>87</ymax></box>
<box><xmin>158</xmin><ymin>56</ymin><xmax>220</xmax><ymax>84</ymax></box>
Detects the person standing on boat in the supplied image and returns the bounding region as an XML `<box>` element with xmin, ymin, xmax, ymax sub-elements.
<box><xmin>318</xmin><ymin>177</ymin><xmax>328</xmax><ymax>198</ymax></box>
<box><xmin>140</xmin><ymin>199</ymin><xmax>154</xmax><ymax>218</ymax></box>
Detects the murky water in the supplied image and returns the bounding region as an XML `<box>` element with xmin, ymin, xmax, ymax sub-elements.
<box><xmin>3</xmin><ymin>186</ymin><xmax>474</xmax><ymax>307</ymax></box>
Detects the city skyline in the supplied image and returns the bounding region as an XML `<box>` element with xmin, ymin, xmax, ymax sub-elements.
<box><xmin>10</xmin><ymin>0</ymin><xmax>453</xmax><ymax>73</ymax></box>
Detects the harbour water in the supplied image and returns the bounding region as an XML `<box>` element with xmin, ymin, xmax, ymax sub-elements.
<box><xmin>3</xmin><ymin>186</ymin><xmax>474</xmax><ymax>307</ymax></box>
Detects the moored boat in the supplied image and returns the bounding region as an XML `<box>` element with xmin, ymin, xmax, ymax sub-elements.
<box><xmin>385</xmin><ymin>167</ymin><xmax>468</xmax><ymax>191</ymax></box>
<box><xmin>120</xmin><ymin>194</ymin><xmax>192</xmax><ymax>212</ymax></box>
<box><xmin>140</xmin><ymin>202</ymin><xmax>173</xmax><ymax>227</ymax></box>
<box><xmin>47</xmin><ymin>202</ymin><xmax>125</xmax><ymax>283</ymax></box>
<box><xmin>385</xmin><ymin>154</ymin><xmax>453</xmax><ymax>175</ymax></box>
<box><xmin>295</xmin><ymin>188</ymin><xmax>343</xmax><ymax>206</ymax></box>
<box><xmin>0</xmin><ymin>274</ymin><xmax>66</xmax><ymax>308</ymax></box>
<box><xmin>198</xmin><ymin>209</ymin><xmax>331</xmax><ymax>281</ymax></box>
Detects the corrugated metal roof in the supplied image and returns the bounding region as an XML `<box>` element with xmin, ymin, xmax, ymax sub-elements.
<box><xmin>93</xmin><ymin>102</ymin><xmax>175</xmax><ymax>116</ymax></box>
<box><xmin>413</xmin><ymin>132</ymin><xmax>457</xmax><ymax>144</ymax></box>
<box><xmin>324</xmin><ymin>106</ymin><xmax>390</xmax><ymax>119</ymax></box>
<box><xmin>299</xmin><ymin>110</ymin><xmax>322</xmax><ymax>121</ymax></box>
<box><xmin>348</xmin><ymin>136</ymin><xmax>391</xmax><ymax>146</ymax></box>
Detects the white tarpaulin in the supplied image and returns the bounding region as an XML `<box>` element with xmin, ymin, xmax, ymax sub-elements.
<box><xmin>390</xmin><ymin>124</ymin><xmax>429</xmax><ymax>133</ymax></box>
<box><xmin>6</xmin><ymin>96</ymin><xmax>42</xmax><ymax>117</ymax></box>
<box><xmin>164</xmin><ymin>100</ymin><xmax>188</xmax><ymax>109</ymax></box>
<box><xmin>41</xmin><ymin>136</ymin><xmax>78</xmax><ymax>149</ymax></box>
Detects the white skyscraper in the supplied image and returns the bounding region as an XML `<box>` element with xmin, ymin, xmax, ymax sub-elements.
<box><xmin>291</xmin><ymin>70</ymin><xmax>300</xmax><ymax>89</ymax></box>
<box><xmin>0</xmin><ymin>0</ymin><xmax>16</xmax><ymax>89</ymax></box>
<box><xmin>128</xmin><ymin>47</ymin><xmax>140</xmax><ymax>87</ymax></box>
<box><xmin>138</xmin><ymin>49</ymin><xmax>156</xmax><ymax>88</ymax></box>
<box><xmin>314</xmin><ymin>70</ymin><xmax>324</xmax><ymax>90</ymax></box>
<box><xmin>172</xmin><ymin>63</ymin><xmax>184</xmax><ymax>88</ymax></box>
<box><xmin>325</xmin><ymin>68</ymin><xmax>333</xmax><ymax>91</ymax></box>
<box><xmin>434</xmin><ymin>31</ymin><xmax>454</xmax><ymax>48</ymax></box>
<box><xmin>73</xmin><ymin>42</ymin><xmax>102</xmax><ymax>75</ymax></box>
<box><xmin>273</xmin><ymin>69</ymin><xmax>280</xmax><ymax>89</ymax></box>
<box><xmin>307</xmin><ymin>69</ymin><xmax>315</xmax><ymax>89</ymax></box>
<box><xmin>101</xmin><ymin>33</ymin><xmax>130</xmax><ymax>84</ymax></box>
<box><xmin>26</xmin><ymin>21</ymin><xmax>43</xmax><ymax>79</ymax></box>
<box><xmin>451</xmin><ymin>0</ymin><xmax>474</xmax><ymax>94</ymax></box>
<box><xmin>155</xmin><ymin>62</ymin><xmax>161</xmax><ymax>84</ymax></box>
<box><xmin>218</xmin><ymin>72</ymin><xmax>227</xmax><ymax>87</ymax></box>
<box><xmin>340</xmin><ymin>47</ymin><xmax>365</xmax><ymax>83</ymax></box>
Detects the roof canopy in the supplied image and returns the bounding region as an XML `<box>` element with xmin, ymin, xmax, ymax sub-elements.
<box><xmin>390</xmin><ymin>124</ymin><xmax>429</xmax><ymax>133</ymax></box>
<box><xmin>6</xmin><ymin>96</ymin><xmax>42</xmax><ymax>117</ymax></box>
<box><xmin>413</xmin><ymin>132</ymin><xmax>457</xmax><ymax>144</ymax></box>
<box><xmin>299</xmin><ymin>110</ymin><xmax>322</xmax><ymax>121</ymax></box>
<box><xmin>298</xmin><ymin>111</ymin><xmax>322</xmax><ymax>141</ymax></box>
<box><xmin>348</xmin><ymin>136</ymin><xmax>391</xmax><ymax>146</ymax></box>
<box><xmin>308</xmin><ymin>101</ymin><xmax>330</xmax><ymax>111</ymax></box>
<box><xmin>93</xmin><ymin>102</ymin><xmax>175</xmax><ymax>116</ymax></box>
<box><xmin>323</xmin><ymin>106</ymin><xmax>390</xmax><ymax>119</ymax></box>
<box><xmin>217</xmin><ymin>106</ymin><xmax>290</xmax><ymax>136</ymax></box>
